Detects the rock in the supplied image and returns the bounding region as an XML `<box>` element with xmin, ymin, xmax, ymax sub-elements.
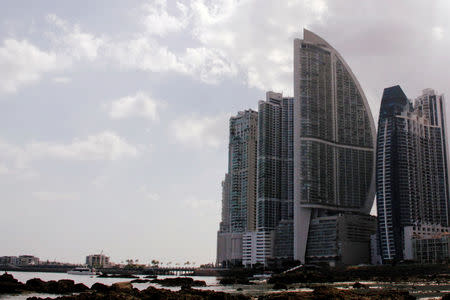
<box><xmin>73</xmin><ymin>283</ymin><xmax>90</xmax><ymax>292</ymax></box>
<box><xmin>192</xmin><ymin>280</ymin><xmax>207</xmax><ymax>287</ymax></box>
<box><xmin>130</xmin><ymin>278</ymin><xmax>150</xmax><ymax>283</ymax></box>
<box><xmin>150</xmin><ymin>277</ymin><xmax>195</xmax><ymax>286</ymax></box>
<box><xmin>272</xmin><ymin>282</ymin><xmax>288</xmax><ymax>290</ymax></box>
<box><xmin>57</xmin><ymin>279</ymin><xmax>75</xmax><ymax>293</ymax></box>
<box><xmin>353</xmin><ymin>281</ymin><xmax>367</xmax><ymax>289</ymax></box>
<box><xmin>144</xmin><ymin>275</ymin><xmax>157</xmax><ymax>279</ymax></box>
<box><xmin>0</xmin><ymin>273</ymin><xmax>23</xmax><ymax>293</ymax></box>
<box><xmin>91</xmin><ymin>282</ymin><xmax>110</xmax><ymax>293</ymax></box>
<box><xmin>25</xmin><ymin>278</ymin><xmax>48</xmax><ymax>292</ymax></box>
<box><xmin>112</xmin><ymin>281</ymin><xmax>133</xmax><ymax>291</ymax></box>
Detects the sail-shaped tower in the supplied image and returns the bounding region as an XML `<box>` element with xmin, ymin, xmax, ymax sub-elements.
<box><xmin>293</xmin><ymin>29</ymin><xmax>377</xmax><ymax>265</ymax></box>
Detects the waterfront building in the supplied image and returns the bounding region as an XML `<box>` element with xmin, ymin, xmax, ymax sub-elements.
<box><xmin>376</xmin><ymin>86</ymin><xmax>450</xmax><ymax>262</ymax></box>
<box><xmin>17</xmin><ymin>255</ymin><xmax>39</xmax><ymax>266</ymax></box>
<box><xmin>293</xmin><ymin>29</ymin><xmax>376</xmax><ymax>265</ymax></box>
<box><xmin>217</xmin><ymin>110</ymin><xmax>258</xmax><ymax>266</ymax></box>
<box><xmin>0</xmin><ymin>256</ymin><xmax>18</xmax><ymax>265</ymax></box>
<box><xmin>243</xmin><ymin>92</ymin><xmax>294</xmax><ymax>266</ymax></box>
<box><xmin>86</xmin><ymin>254</ymin><xmax>110</xmax><ymax>268</ymax></box>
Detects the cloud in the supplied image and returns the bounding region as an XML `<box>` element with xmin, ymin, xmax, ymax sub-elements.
<box><xmin>170</xmin><ymin>113</ymin><xmax>229</xmax><ymax>149</ymax></box>
<box><xmin>53</xmin><ymin>76</ymin><xmax>71</xmax><ymax>83</ymax></box>
<box><xmin>108</xmin><ymin>91</ymin><xmax>165</xmax><ymax>120</ymax></box>
<box><xmin>141</xmin><ymin>0</ymin><xmax>188</xmax><ymax>36</ymax></box>
<box><xmin>28</xmin><ymin>131</ymin><xmax>139</xmax><ymax>161</ymax></box>
<box><xmin>46</xmin><ymin>14</ymin><xmax>104</xmax><ymax>61</ymax></box>
<box><xmin>0</xmin><ymin>39</ymin><xmax>68</xmax><ymax>93</ymax></box>
<box><xmin>0</xmin><ymin>132</ymin><xmax>139</xmax><ymax>177</ymax></box>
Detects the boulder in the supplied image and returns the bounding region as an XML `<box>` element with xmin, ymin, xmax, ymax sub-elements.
<box><xmin>353</xmin><ymin>281</ymin><xmax>367</xmax><ymax>289</ymax></box>
<box><xmin>0</xmin><ymin>273</ymin><xmax>23</xmax><ymax>294</ymax></box>
<box><xmin>91</xmin><ymin>282</ymin><xmax>111</xmax><ymax>293</ymax></box>
<box><xmin>272</xmin><ymin>282</ymin><xmax>288</xmax><ymax>290</ymax></box>
<box><xmin>112</xmin><ymin>281</ymin><xmax>133</xmax><ymax>291</ymax></box>
<box><xmin>25</xmin><ymin>278</ymin><xmax>48</xmax><ymax>292</ymax></box>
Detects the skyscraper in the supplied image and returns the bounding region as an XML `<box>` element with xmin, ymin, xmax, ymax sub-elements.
<box><xmin>217</xmin><ymin>110</ymin><xmax>258</xmax><ymax>266</ymax></box>
<box><xmin>242</xmin><ymin>92</ymin><xmax>294</xmax><ymax>266</ymax></box>
<box><xmin>293</xmin><ymin>29</ymin><xmax>376</xmax><ymax>265</ymax></box>
<box><xmin>376</xmin><ymin>86</ymin><xmax>450</xmax><ymax>262</ymax></box>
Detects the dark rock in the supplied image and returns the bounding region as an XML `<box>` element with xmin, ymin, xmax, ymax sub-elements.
<box><xmin>0</xmin><ymin>272</ymin><xmax>23</xmax><ymax>293</ymax></box>
<box><xmin>144</xmin><ymin>274</ymin><xmax>157</xmax><ymax>279</ymax></box>
<box><xmin>352</xmin><ymin>281</ymin><xmax>367</xmax><ymax>289</ymax></box>
<box><xmin>73</xmin><ymin>283</ymin><xmax>89</xmax><ymax>292</ymax></box>
<box><xmin>111</xmin><ymin>281</ymin><xmax>133</xmax><ymax>292</ymax></box>
<box><xmin>25</xmin><ymin>278</ymin><xmax>47</xmax><ymax>292</ymax></box>
<box><xmin>192</xmin><ymin>280</ymin><xmax>207</xmax><ymax>287</ymax></box>
<box><xmin>91</xmin><ymin>282</ymin><xmax>110</xmax><ymax>293</ymax></box>
<box><xmin>150</xmin><ymin>277</ymin><xmax>195</xmax><ymax>286</ymax></box>
<box><xmin>130</xmin><ymin>278</ymin><xmax>150</xmax><ymax>283</ymax></box>
<box><xmin>272</xmin><ymin>282</ymin><xmax>288</xmax><ymax>290</ymax></box>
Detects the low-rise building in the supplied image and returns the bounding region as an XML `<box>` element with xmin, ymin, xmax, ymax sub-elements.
<box><xmin>17</xmin><ymin>255</ymin><xmax>39</xmax><ymax>265</ymax></box>
<box><xmin>404</xmin><ymin>224</ymin><xmax>450</xmax><ymax>263</ymax></box>
<box><xmin>86</xmin><ymin>254</ymin><xmax>110</xmax><ymax>268</ymax></box>
<box><xmin>0</xmin><ymin>256</ymin><xmax>18</xmax><ymax>265</ymax></box>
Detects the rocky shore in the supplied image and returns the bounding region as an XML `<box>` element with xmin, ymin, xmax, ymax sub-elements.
<box><xmin>0</xmin><ymin>272</ymin><xmax>422</xmax><ymax>299</ymax></box>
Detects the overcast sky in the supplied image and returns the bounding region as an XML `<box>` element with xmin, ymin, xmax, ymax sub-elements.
<box><xmin>1</xmin><ymin>0</ymin><xmax>449</xmax><ymax>265</ymax></box>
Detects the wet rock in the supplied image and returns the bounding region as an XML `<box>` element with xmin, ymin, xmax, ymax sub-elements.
<box><xmin>91</xmin><ymin>282</ymin><xmax>110</xmax><ymax>293</ymax></box>
<box><xmin>150</xmin><ymin>277</ymin><xmax>195</xmax><ymax>286</ymax></box>
<box><xmin>112</xmin><ymin>281</ymin><xmax>133</xmax><ymax>291</ymax></box>
<box><xmin>130</xmin><ymin>278</ymin><xmax>150</xmax><ymax>283</ymax></box>
<box><xmin>272</xmin><ymin>282</ymin><xmax>288</xmax><ymax>290</ymax></box>
<box><xmin>25</xmin><ymin>278</ymin><xmax>48</xmax><ymax>292</ymax></box>
<box><xmin>0</xmin><ymin>272</ymin><xmax>24</xmax><ymax>293</ymax></box>
<box><xmin>352</xmin><ymin>281</ymin><xmax>367</xmax><ymax>289</ymax></box>
<box><xmin>73</xmin><ymin>283</ymin><xmax>89</xmax><ymax>292</ymax></box>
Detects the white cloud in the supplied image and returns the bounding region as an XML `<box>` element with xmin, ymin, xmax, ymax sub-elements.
<box><xmin>432</xmin><ymin>26</ymin><xmax>444</xmax><ymax>40</ymax></box>
<box><xmin>108</xmin><ymin>91</ymin><xmax>165</xmax><ymax>120</ymax></box>
<box><xmin>0</xmin><ymin>39</ymin><xmax>67</xmax><ymax>93</ymax></box>
<box><xmin>170</xmin><ymin>113</ymin><xmax>229</xmax><ymax>149</ymax></box>
<box><xmin>142</xmin><ymin>0</ymin><xmax>188</xmax><ymax>36</ymax></box>
<box><xmin>28</xmin><ymin>131</ymin><xmax>139</xmax><ymax>161</ymax></box>
<box><xmin>182</xmin><ymin>47</ymin><xmax>237</xmax><ymax>84</ymax></box>
<box><xmin>53</xmin><ymin>76</ymin><xmax>71</xmax><ymax>83</ymax></box>
<box><xmin>46</xmin><ymin>14</ymin><xmax>104</xmax><ymax>61</ymax></box>
<box><xmin>108</xmin><ymin>36</ymin><xmax>185</xmax><ymax>73</ymax></box>
<box><xmin>0</xmin><ymin>132</ymin><xmax>139</xmax><ymax>177</ymax></box>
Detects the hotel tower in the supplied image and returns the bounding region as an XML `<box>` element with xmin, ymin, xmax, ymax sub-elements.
<box><xmin>293</xmin><ymin>29</ymin><xmax>377</xmax><ymax>265</ymax></box>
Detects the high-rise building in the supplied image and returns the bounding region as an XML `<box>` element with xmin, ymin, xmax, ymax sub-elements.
<box><xmin>243</xmin><ymin>92</ymin><xmax>294</xmax><ymax>266</ymax></box>
<box><xmin>217</xmin><ymin>110</ymin><xmax>258</xmax><ymax>266</ymax></box>
<box><xmin>293</xmin><ymin>29</ymin><xmax>376</xmax><ymax>265</ymax></box>
<box><xmin>376</xmin><ymin>86</ymin><xmax>450</xmax><ymax>262</ymax></box>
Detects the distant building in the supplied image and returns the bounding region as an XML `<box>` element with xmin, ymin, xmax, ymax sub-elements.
<box><xmin>17</xmin><ymin>255</ymin><xmax>39</xmax><ymax>266</ymax></box>
<box><xmin>86</xmin><ymin>254</ymin><xmax>110</xmax><ymax>268</ymax></box>
<box><xmin>0</xmin><ymin>256</ymin><xmax>18</xmax><ymax>265</ymax></box>
<box><xmin>376</xmin><ymin>86</ymin><xmax>450</xmax><ymax>263</ymax></box>
<box><xmin>217</xmin><ymin>110</ymin><xmax>258</xmax><ymax>267</ymax></box>
<box><xmin>293</xmin><ymin>29</ymin><xmax>376</xmax><ymax>265</ymax></box>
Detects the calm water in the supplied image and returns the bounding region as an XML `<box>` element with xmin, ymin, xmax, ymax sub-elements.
<box><xmin>1</xmin><ymin>271</ymin><xmax>241</xmax><ymax>299</ymax></box>
<box><xmin>2</xmin><ymin>271</ymin><xmax>450</xmax><ymax>299</ymax></box>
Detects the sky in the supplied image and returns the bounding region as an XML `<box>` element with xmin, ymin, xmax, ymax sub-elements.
<box><xmin>1</xmin><ymin>0</ymin><xmax>449</xmax><ymax>265</ymax></box>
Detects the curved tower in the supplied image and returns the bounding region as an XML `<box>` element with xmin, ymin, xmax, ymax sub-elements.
<box><xmin>293</xmin><ymin>29</ymin><xmax>376</xmax><ymax>264</ymax></box>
